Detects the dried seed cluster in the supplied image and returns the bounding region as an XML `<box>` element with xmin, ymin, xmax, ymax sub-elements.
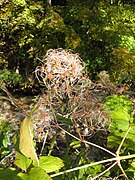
<box><xmin>34</xmin><ymin>49</ymin><xmax>109</xmax><ymax>141</ymax></box>
<box><xmin>35</xmin><ymin>48</ymin><xmax>85</xmax><ymax>96</ymax></box>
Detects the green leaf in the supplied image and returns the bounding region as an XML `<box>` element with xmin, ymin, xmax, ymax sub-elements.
<box><xmin>104</xmin><ymin>95</ymin><xmax>132</xmax><ymax>127</ymax></box>
<box><xmin>33</xmin><ymin>156</ymin><xmax>64</xmax><ymax>173</ymax></box>
<box><xmin>14</xmin><ymin>151</ymin><xmax>32</xmax><ymax>171</ymax></box>
<box><xmin>19</xmin><ymin>117</ymin><xmax>39</xmax><ymax>164</ymax></box>
<box><xmin>14</xmin><ymin>172</ymin><xmax>28</xmax><ymax>180</ymax></box>
<box><xmin>126</xmin><ymin>160</ymin><xmax>135</xmax><ymax>172</ymax></box>
<box><xmin>78</xmin><ymin>160</ymin><xmax>105</xmax><ymax>179</ymax></box>
<box><xmin>70</xmin><ymin>141</ymin><xmax>81</xmax><ymax>149</ymax></box>
<box><xmin>2</xmin><ymin>138</ymin><xmax>8</xmax><ymax>148</ymax></box>
<box><xmin>104</xmin><ymin>95</ymin><xmax>135</xmax><ymax>150</ymax></box>
<box><xmin>125</xmin><ymin>160</ymin><xmax>135</xmax><ymax>179</ymax></box>
<box><xmin>0</xmin><ymin>168</ymin><xmax>20</xmax><ymax>180</ymax></box>
<box><xmin>110</xmin><ymin>110</ymin><xmax>130</xmax><ymax>121</ymax></box>
<box><xmin>27</xmin><ymin>167</ymin><xmax>52</xmax><ymax>180</ymax></box>
<box><xmin>107</xmin><ymin>133</ymin><xmax>122</xmax><ymax>148</ymax></box>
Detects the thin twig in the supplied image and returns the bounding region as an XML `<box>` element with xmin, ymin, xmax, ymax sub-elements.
<box><xmin>40</xmin><ymin>130</ymin><xmax>48</xmax><ymax>156</ymax></box>
<box><xmin>0</xmin><ymin>150</ymin><xmax>15</xmax><ymax>164</ymax></box>
<box><xmin>116</xmin><ymin>126</ymin><xmax>131</xmax><ymax>155</ymax></box>
<box><xmin>116</xmin><ymin>127</ymin><xmax>131</xmax><ymax>180</ymax></box>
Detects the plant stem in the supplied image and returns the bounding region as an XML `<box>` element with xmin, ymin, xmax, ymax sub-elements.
<box><xmin>50</xmin><ymin>157</ymin><xmax>118</xmax><ymax>178</ymax></box>
<box><xmin>58</xmin><ymin>125</ymin><xmax>116</xmax><ymax>156</ymax></box>
<box><xmin>116</xmin><ymin>126</ymin><xmax>131</xmax><ymax>155</ymax></box>
<box><xmin>50</xmin><ymin>154</ymin><xmax>135</xmax><ymax>178</ymax></box>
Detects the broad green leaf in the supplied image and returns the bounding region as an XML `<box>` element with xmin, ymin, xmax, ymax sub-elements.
<box><xmin>0</xmin><ymin>168</ymin><xmax>20</xmax><ymax>180</ymax></box>
<box><xmin>14</xmin><ymin>151</ymin><xmax>32</xmax><ymax>171</ymax></box>
<box><xmin>27</xmin><ymin>167</ymin><xmax>51</xmax><ymax>180</ymax></box>
<box><xmin>104</xmin><ymin>95</ymin><xmax>135</xmax><ymax>149</ymax></box>
<box><xmin>19</xmin><ymin>117</ymin><xmax>39</xmax><ymax>164</ymax></box>
<box><xmin>110</xmin><ymin>110</ymin><xmax>130</xmax><ymax>121</ymax></box>
<box><xmin>110</xmin><ymin>118</ymin><xmax>129</xmax><ymax>131</ymax></box>
<box><xmin>104</xmin><ymin>95</ymin><xmax>132</xmax><ymax>129</ymax></box>
<box><xmin>15</xmin><ymin>172</ymin><xmax>28</xmax><ymax>180</ymax></box>
<box><xmin>33</xmin><ymin>156</ymin><xmax>64</xmax><ymax>173</ymax></box>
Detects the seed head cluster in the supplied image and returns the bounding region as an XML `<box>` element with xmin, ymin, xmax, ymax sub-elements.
<box><xmin>34</xmin><ymin>49</ymin><xmax>109</xmax><ymax>141</ymax></box>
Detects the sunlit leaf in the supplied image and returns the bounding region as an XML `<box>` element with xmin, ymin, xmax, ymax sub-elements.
<box><xmin>2</xmin><ymin>138</ymin><xmax>8</xmax><ymax>148</ymax></box>
<box><xmin>70</xmin><ymin>140</ymin><xmax>81</xmax><ymax>149</ymax></box>
<box><xmin>19</xmin><ymin>117</ymin><xmax>39</xmax><ymax>164</ymax></box>
<box><xmin>105</xmin><ymin>95</ymin><xmax>135</xmax><ymax>150</ymax></box>
<box><xmin>28</xmin><ymin>167</ymin><xmax>51</xmax><ymax>180</ymax></box>
<box><xmin>33</xmin><ymin>156</ymin><xmax>64</xmax><ymax>173</ymax></box>
<box><xmin>14</xmin><ymin>151</ymin><xmax>32</xmax><ymax>171</ymax></box>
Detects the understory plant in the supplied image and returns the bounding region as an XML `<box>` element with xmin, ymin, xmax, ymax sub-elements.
<box><xmin>0</xmin><ymin>49</ymin><xmax>135</xmax><ymax>179</ymax></box>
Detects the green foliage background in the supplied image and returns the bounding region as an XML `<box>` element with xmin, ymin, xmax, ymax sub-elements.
<box><xmin>1</xmin><ymin>0</ymin><xmax>135</xmax><ymax>89</ymax></box>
